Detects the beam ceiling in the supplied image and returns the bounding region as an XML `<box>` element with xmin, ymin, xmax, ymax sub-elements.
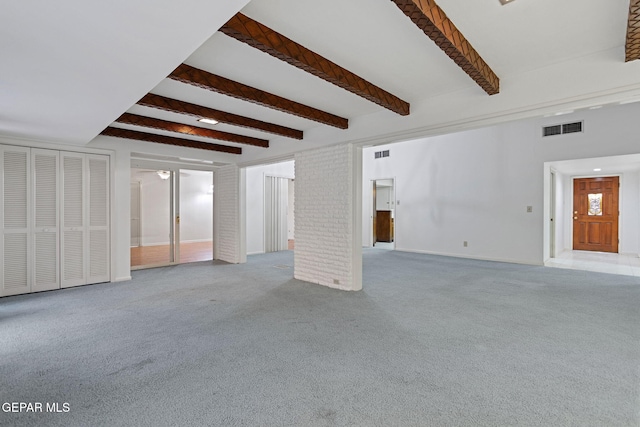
<box><xmin>626</xmin><ymin>0</ymin><xmax>640</xmax><ymax>62</ymax></box>
<box><xmin>138</xmin><ymin>93</ymin><xmax>303</xmax><ymax>140</ymax></box>
<box><xmin>168</xmin><ymin>64</ymin><xmax>349</xmax><ymax>129</ymax></box>
<box><xmin>115</xmin><ymin>113</ymin><xmax>268</xmax><ymax>148</ymax></box>
<box><xmin>101</xmin><ymin>127</ymin><xmax>242</xmax><ymax>154</ymax></box>
<box><xmin>390</xmin><ymin>0</ymin><xmax>500</xmax><ymax>95</ymax></box>
<box><xmin>220</xmin><ymin>13</ymin><xmax>410</xmax><ymax>116</ymax></box>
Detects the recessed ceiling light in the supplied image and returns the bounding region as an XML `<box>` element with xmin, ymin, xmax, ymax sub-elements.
<box><xmin>198</xmin><ymin>118</ymin><xmax>219</xmax><ymax>125</ymax></box>
<box><xmin>499</xmin><ymin>0</ymin><xmax>515</xmax><ymax>4</ymax></box>
<box><xmin>554</xmin><ymin>110</ymin><xmax>574</xmax><ymax>116</ymax></box>
<box><xmin>593</xmin><ymin>168</ymin><xmax>602</xmax><ymax>172</ymax></box>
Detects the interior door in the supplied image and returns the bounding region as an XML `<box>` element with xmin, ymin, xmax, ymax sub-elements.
<box><xmin>264</xmin><ymin>176</ymin><xmax>288</xmax><ymax>253</ymax></box>
<box><xmin>32</xmin><ymin>149</ymin><xmax>60</xmax><ymax>292</ymax></box>
<box><xmin>573</xmin><ymin>176</ymin><xmax>619</xmax><ymax>253</ymax></box>
<box><xmin>1</xmin><ymin>146</ymin><xmax>31</xmax><ymax>296</ymax></box>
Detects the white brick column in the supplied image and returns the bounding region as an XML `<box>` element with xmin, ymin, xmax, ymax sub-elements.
<box><xmin>213</xmin><ymin>165</ymin><xmax>246</xmax><ymax>264</ymax></box>
<box><xmin>294</xmin><ymin>144</ymin><xmax>362</xmax><ymax>291</ymax></box>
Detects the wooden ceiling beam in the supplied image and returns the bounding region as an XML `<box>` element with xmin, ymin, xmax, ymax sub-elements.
<box><xmin>169</xmin><ymin>64</ymin><xmax>349</xmax><ymax>129</ymax></box>
<box><xmin>115</xmin><ymin>113</ymin><xmax>268</xmax><ymax>148</ymax></box>
<box><xmin>390</xmin><ymin>0</ymin><xmax>500</xmax><ymax>95</ymax></box>
<box><xmin>626</xmin><ymin>0</ymin><xmax>640</xmax><ymax>62</ymax></box>
<box><xmin>100</xmin><ymin>127</ymin><xmax>242</xmax><ymax>154</ymax></box>
<box><xmin>138</xmin><ymin>93</ymin><xmax>303</xmax><ymax>140</ymax></box>
<box><xmin>220</xmin><ymin>13</ymin><xmax>410</xmax><ymax>116</ymax></box>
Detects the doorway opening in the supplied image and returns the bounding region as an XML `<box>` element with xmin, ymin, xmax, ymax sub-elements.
<box><xmin>544</xmin><ymin>154</ymin><xmax>640</xmax><ymax>276</ymax></box>
<box><xmin>371</xmin><ymin>178</ymin><xmax>395</xmax><ymax>250</ymax></box>
<box><xmin>130</xmin><ymin>168</ymin><xmax>213</xmax><ymax>269</ymax></box>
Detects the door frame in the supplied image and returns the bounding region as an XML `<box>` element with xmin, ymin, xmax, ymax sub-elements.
<box><xmin>570</xmin><ymin>174</ymin><xmax>620</xmax><ymax>253</ymax></box>
<box><xmin>129</xmin><ymin>160</ymin><xmax>216</xmax><ymax>270</ymax></box>
<box><xmin>369</xmin><ymin>177</ymin><xmax>396</xmax><ymax>249</ymax></box>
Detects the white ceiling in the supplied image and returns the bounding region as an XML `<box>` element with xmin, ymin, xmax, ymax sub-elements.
<box><xmin>3</xmin><ymin>0</ymin><xmax>640</xmax><ymax>165</ymax></box>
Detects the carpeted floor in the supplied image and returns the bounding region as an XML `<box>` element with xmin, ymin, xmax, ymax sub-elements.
<box><xmin>1</xmin><ymin>249</ymin><xmax>639</xmax><ymax>426</ymax></box>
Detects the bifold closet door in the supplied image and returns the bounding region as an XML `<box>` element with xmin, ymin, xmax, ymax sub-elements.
<box><xmin>61</xmin><ymin>152</ymin><xmax>86</xmax><ymax>288</ymax></box>
<box><xmin>32</xmin><ymin>149</ymin><xmax>60</xmax><ymax>292</ymax></box>
<box><xmin>264</xmin><ymin>176</ymin><xmax>288</xmax><ymax>253</ymax></box>
<box><xmin>1</xmin><ymin>146</ymin><xmax>31</xmax><ymax>297</ymax></box>
<box><xmin>87</xmin><ymin>155</ymin><xmax>109</xmax><ymax>284</ymax></box>
<box><xmin>61</xmin><ymin>152</ymin><xmax>110</xmax><ymax>287</ymax></box>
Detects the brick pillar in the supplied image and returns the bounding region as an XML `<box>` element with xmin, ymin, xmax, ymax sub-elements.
<box><xmin>213</xmin><ymin>165</ymin><xmax>246</xmax><ymax>264</ymax></box>
<box><xmin>294</xmin><ymin>144</ymin><xmax>362</xmax><ymax>291</ymax></box>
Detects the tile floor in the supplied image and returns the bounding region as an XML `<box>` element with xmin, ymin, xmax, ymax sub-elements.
<box><xmin>545</xmin><ymin>250</ymin><xmax>640</xmax><ymax>277</ymax></box>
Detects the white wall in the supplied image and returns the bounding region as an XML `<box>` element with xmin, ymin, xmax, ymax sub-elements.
<box><xmin>287</xmin><ymin>179</ymin><xmax>295</xmax><ymax>240</ymax></box>
<box><xmin>295</xmin><ymin>144</ymin><xmax>362</xmax><ymax>291</ymax></box>
<box><xmin>245</xmin><ymin>160</ymin><xmax>294</xmax><ymax>255</ymax></box>
<box><xmin>214</xmin><ymin>165</ymin><xmax>246</xmax><ymax>264</ymax></box>
<box><xmin>363</xmin><ymin>102</ymin><xmax>640</xmax><ymax>265</ymax></box>
<box><xmin>179</xmin><ymin>170</ymin><xmax>213</xmax><ymax>243</ymax></box>
<box><xmin>553</xmin><ymin>171</ymin><xmax>565</xmax><ymax>257</ymax></box>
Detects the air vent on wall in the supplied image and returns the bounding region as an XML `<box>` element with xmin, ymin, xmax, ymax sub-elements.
<box><xmin>374</xmin><ymin>150</ymin><xmax>390</xmax><ymax>159</ymax></box>
<box><xmin>542</xmin><ymin>121</ymin><xmax>583</xmax><ymax>137</ymax></box>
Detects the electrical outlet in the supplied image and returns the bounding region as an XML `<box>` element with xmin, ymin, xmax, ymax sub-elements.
<box><xmin>333</xmin><ymin>279</ymin><xmax>340</xmax><ymax>285</ymax></box>
<box><xmin>527</xmin><ymin>206</ymin><xmax>533</xmax><ymax>213</ymax></box>
<box><xmin>463</xmin><ymin>241</ymin><xmax>468</xmax><ymax>247</ymax></box>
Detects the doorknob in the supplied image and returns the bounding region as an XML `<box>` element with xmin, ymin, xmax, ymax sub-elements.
<box><xmin>176</xmin><ymin>216</ymin><xmax>180</xmax><ymax>224</ymax></box>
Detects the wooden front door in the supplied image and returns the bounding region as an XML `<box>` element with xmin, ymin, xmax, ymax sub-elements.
<box><xmin>573</xmin><ymin>177</ymin><xmax>619</xmax><ymax>253</ymax></box>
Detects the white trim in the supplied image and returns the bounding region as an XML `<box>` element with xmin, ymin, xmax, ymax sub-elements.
<box><xmin>351</xmin><ymin>145</ymin><xmax>363</xmax><ymax>291</ymax></box>
<box><xmin>0</xmin><ymin>136</ymin><xmax>114</xmax><ymax>156</ymax></box>
<box><xmin>395</xmin><ymin>248</ymin><xmax>543</xmax><ymax>266</ymax></box>
<box><xmin>113</xmin><ymin>275</ymin><xmax>132</xmax><ymax>282</ymax></box>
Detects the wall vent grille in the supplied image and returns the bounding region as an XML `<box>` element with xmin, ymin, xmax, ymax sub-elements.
<box><xmin>374</xmin><ymin>150</ymin><xmax>390</xmax><ymax>159</ymax></box>
<box><xmin>543</xmin><ymin>121</ymin><xmax>583</xmax><ymax>137</ymax></box>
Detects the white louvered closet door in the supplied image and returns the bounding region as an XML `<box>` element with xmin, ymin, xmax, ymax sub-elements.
<box><xmin>87</xmin><ymin>155</ymin><xmax>109</xmax><ymax>284</ymax></box>
<box><xmin>61</xmin><ymin>152</ymin><xmax>86</xmax><ymax>288</ymax></box>
<box><xmin>32</xmin><ymin>149</ymin><xmax>60</xmax><ymax>292</ymax></box>
<box><xmin>264</xmin><ymin>176</ymin><xmax>288</xmax><ymax>253</ymax></box>
<box><xmin>1</xmin><ymin>146</ymin><xmax>31</xmax><ymax>297</ymax></box>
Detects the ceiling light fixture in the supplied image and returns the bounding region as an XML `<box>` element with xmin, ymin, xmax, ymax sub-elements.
<box><xmin>593</xmin><ymin>168</ymin><xmax>602</xmax><ymax>172</ymax></box>
<box><xmin>554</xmin><ymin>110</ymin><xmax>575</xmax><ymax>116</ymax></box>
<box><xmin>499</xmin><ymin>0</ymin><xmax>515</xmax><ymax>4</ymax></box>
<box><xmin>198</xmin><ymin>118</ymin><xmax>219</xmax><ymax>125</ymax></box>
<box><xmin>157</xmin><ymin>170</ymin><xmax>171</xmax><ymax>180</ymax></box>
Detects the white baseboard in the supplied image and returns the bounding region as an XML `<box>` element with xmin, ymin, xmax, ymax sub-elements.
<box><xmin>137</xmin><ymin>239</ymin><xmax>213</xmax><ymax>247</ymax></box>
<box><xmin>113</xmin><ymin>276</ymin><xmax>132</xmax><ymax>282</ymax></box>
<box><xmin>395</xmin><ymin>248</ymin><xmax>543</xmax><ymax>266</ymax></box>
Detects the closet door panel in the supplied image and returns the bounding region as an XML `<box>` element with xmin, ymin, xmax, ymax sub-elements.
<box><xmin>61</xmin><ymin>152</ymin><xmax>86</xmax><ymax>287</ymax></box>
<box><xmin>87</xmin><ymin>155</ymin><xmax>110</xmax><ymax>284</ymax></box>
<box><xmin>1</xmin><ymin>146</ymin><xmax>31</xmax><ymax>296</ymax></box>
<box><xmin>32</xmin><ymin>149</ymin><xmax>59</xmax><ymax>291</ymax></box>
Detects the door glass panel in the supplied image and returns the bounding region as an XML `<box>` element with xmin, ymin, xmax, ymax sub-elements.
<box><xmin>588</xmin><ymin>193</ymin><xmax>603</xmax><ymax>216</ymax></box>
<box><xmin>130</xmin><ymin>168</ymin><xmax>172</xmax><ymax>267</ymax></box>
<box><xmin>178</xmin><ymin>170</ymin><xmax>213</xmax><ymax>263</ymax></box>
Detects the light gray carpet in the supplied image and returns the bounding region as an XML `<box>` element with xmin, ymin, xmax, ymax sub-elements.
<box><xmin>1</xmin><ymin>249</ymin><xmax>639</xmax><ymax>426</ymax></box>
